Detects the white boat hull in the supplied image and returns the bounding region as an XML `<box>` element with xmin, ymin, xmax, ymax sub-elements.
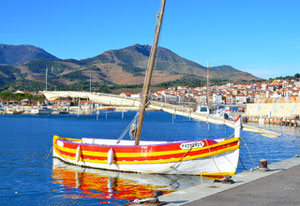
<box><xmin>53</xmin><ymin>138</ymin><xmax>240</xmax><ymax>176</ymax></box>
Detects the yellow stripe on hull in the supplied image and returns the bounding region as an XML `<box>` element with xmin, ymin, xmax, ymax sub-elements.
<box><xmin>54</xmin><ymin>136</ymin><xmax>240</xmax><ymax>158</ymax></box>
<box><xmin>201</xmin><ymin>172</ymin><xmax>236</xmax><ymax>178</ymax></box>
<box><xmin>54</xmin><ymin>144</ymin><xmax>240</xmax><ymax>165</ymax></box>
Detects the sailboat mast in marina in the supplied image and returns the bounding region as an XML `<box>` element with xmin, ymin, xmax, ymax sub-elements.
<box><xmin>52</xmin><ymin>0</ymin><xmax>242</xmax><ymax>177</ymax></box>
<box><xmin>206</xmin><ymin>61</ymin><xmax>209</xmax><ymax>106</ymax></box>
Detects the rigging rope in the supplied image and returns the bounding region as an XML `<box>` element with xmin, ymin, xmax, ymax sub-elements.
<box><xmin>239</xmin><ymin>156</ymin><xmax>247</xmax><ymax>170</ymax></box>
<box><xmin>116</xmin><ymin>99</ymin><xmax>153</xmax><ymax>144</ymax></box>
<box><xmin>129</xmin><ymin>117</ymin><xmax>138</xmax><ymax>139</ymax></box>
<box><xmin>169</xmin><ymin>138</ymin><xmax>226</xmax><ymax>178</ymax></box>
<box><xmin>226</xmin><ymin>131</ymin><xmax>256</xmax><ymax>171</ymax></box>
<box><xmin>204</xmin><ymin>138</ymin><xmax>226</xmax><ymax>178</ymax></box>
<box><xmin>45</xmin><ymin>145</ymin><xmax>53</xmax><ymax>160</ymax></box>
<box><xmin>240</xmin><ymin>137</ymin><xmax>256</xmax><ymax>169</ymax></box>
<box><xmin>116</xmin><ymin>112</ymin><xmax>140</xmax><ymax>144</ymax></box>
<box><xmin>170</xmin><ymin>131</ymin><xmax>239</xmax><ymax>177</ymax></box>
<box><xmin>170</xmin><ymin>138</ymin><xmax>202</xmax><ymax>170</ymax></box>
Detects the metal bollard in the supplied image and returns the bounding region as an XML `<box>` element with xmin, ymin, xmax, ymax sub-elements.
<box><xmin>129</xmin><ymin>190</ymin><xmax>166</xmax><ymax>205</ymax></box>
<box><xmin>214</xmin><ymin>175</ymin><xmax>235</xmax><ymax>184</ymax></box>
<box><xmin>259</xmin><ymin>159</ymin><xmax>269</xmax><ymax>171</ymax></box>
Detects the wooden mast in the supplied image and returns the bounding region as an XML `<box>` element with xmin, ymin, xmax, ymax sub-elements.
<box><xmin>134</xmin><ymin>0</ymin><xmax>166</xmax><ymax>145</ymax></box>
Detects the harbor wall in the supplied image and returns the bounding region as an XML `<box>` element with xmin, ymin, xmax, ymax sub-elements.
<box><xmin>245</xmin><ymin>103</ymin><xmax>300</xmax><ymax>118</ymax></box>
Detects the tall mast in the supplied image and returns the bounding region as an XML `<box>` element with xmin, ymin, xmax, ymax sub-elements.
<box><xmin>45</xmin><ymin>67</ymin><xmax>48</xmax><ymax>91</ymax></box>
<box><xmin>135</xmin><ymin>0</ymin><xmax>166</xmax><ymax>145</ymax></box>
<box><xmin>206</xmin><ymin>61</ymin><xmax>209</xmax><ymax>105</ymax></box>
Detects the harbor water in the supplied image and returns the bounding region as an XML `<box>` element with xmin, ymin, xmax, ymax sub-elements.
<box><xmin>0</xmin><ymin>111</ymin><xmax>299</xmax><ymax>205</ymax></box>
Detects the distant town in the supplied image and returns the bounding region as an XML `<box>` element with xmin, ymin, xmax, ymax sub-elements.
<box><xmin>1</xmin><ymin>78</ymin><xmax>299</xmax><ymax>107</ymax></box>
<box><xmin>127</xmin><ymin>78</ymin><xmax>300</xmax><ymax>105</ymax></box>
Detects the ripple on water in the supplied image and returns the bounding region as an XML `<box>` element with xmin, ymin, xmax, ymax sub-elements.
<box><xmin>0</xmin><ymin>112</ymin><xmax>299</xmax><ymax>205</ymax></box>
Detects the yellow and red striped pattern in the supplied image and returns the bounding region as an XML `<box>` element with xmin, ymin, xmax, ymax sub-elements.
<box><xmin>53</xmin><ymin>135</ymin><xmax>240</xmax><ymax>165</ymax></box>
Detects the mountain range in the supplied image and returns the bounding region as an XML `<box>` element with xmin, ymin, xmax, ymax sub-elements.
<box><xmin>0</xmin><ymin>44</ymin><xmax>58</xmax><ymax>65</ymax></box>
<box><xmin>0</xmin><ymin>43</ymin><xmax>262</xmax><ymax>92</ymax></box>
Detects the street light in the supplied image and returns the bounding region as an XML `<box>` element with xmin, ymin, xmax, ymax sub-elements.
<box><xmin>45</xmin><ymin>67</ymin><xmax>48</xmax><ymax>91</ymax></box>
<box><xmin>89</xmin><ymin>74</ymin><xmax>92</xmax><ymax>93</ymax></box>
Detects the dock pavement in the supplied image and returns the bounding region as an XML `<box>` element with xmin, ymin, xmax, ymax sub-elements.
<box><xmin>159</xmin><ymin>156</ymin><xmax>300</xmax><ymax>206</ymax></box>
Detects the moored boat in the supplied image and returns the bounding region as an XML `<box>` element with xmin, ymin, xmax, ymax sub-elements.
<box><xmin>58</xmin><ymin>107</ymin><xmax>69</xmax><ymax>114</ymax></box>
<box><xmin>52</xmin><ymin>0</ymin><xmax>242</xmax><ymax>178</ymax></box>
<box><xmin>195</xmin><ymin>105</ymin><xmax>210</xmax><ymax>115</ymax></box>
<box><xmin>53</xmin><ymin>132</ymin><xmax>241</xmax><ymax>177</ymax></box>
<box><xmin>3</xmin><ymin>106</ymin><xmax>24</xmax><ymax>115</ymax></box>
<box><xmin>31</xmin><ymin>107</ymin><xmax>53</xmax><ymax>115</ymax></box>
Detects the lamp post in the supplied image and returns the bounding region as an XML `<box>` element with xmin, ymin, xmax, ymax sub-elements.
<box><xmin>45</xmin><ymin>67</ymin><xmax>48</xmax><ymax>91</ymax></box>
<box><xmin>89</xmin><ymin>74</ymin><xmax>92</xmax><ymax>93</ymax></box>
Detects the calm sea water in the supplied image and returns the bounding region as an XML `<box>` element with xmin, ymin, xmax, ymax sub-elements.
<box><xmin>0</xmin><ymin>111</ymin><xmax>299</xmax><ymax>205</ymax></box>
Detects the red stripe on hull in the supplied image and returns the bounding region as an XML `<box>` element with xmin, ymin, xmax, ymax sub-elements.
<box><xmin>54</xmin><ymin>141</ymin><xmax>238</xmax><ymax>162</ymax></box>
<box><xmin>57</xmin><ymin>139</ymin><xmax>219</xmax><ymax>154</ymax></box>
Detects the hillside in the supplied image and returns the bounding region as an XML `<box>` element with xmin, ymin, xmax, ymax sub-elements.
<box><xmin>0</xmin><ymin>44</ymin><xmax>58</xmax><ymax>65</ymax></box>
<box><xmin>81</xmin><ymin>44</ymin><xmax>259</xmax><ymax>82</ymax></box>
<box><xmin>0</xmin><ymin>44</ymin><xmax>263</xmax><ymax>92</ymax></box>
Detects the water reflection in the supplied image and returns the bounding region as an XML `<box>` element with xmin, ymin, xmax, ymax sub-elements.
<box><xmin>52</xmin><ymin>158</ymin><xmax>213</xmax><ymax>202</ymax></box>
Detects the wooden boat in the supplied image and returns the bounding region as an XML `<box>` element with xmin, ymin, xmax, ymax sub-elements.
<box><xmin>52</xmin><ymin>0</ymin><xmax>241</xmax><ymax>177</ymax></box>
<box><xmin>53</xmin><ymin>133</ymin><xmax>240</xmax><ymax>177</ymax></box>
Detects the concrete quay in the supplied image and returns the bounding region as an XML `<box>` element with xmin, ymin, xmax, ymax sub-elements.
<box><xmin>159</xmin><ymin>156</ymin><xmax>300</xmax><ymax>206</ymax></box>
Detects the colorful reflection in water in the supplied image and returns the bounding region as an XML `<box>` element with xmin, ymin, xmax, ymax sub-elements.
<box><xmin>2</xmin><ymin>112</ymin><xmax>298</xmax><ymax>205</ymax></box>
<box><xmin>52</xmin><ymin>159</ymin><xmax>211</xmax><ymax>203</ymax></box>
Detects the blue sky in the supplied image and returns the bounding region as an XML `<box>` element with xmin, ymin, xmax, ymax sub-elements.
<box><xmin>1</xmin><ymin>0</ymin><xmax>299</xmax><ymax>79</ymax></box>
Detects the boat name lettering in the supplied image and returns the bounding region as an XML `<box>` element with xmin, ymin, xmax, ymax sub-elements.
<box><xmin>180</xmin><ymin>141</ymin><xmax>204</xmax><ymax>149</ymax></box>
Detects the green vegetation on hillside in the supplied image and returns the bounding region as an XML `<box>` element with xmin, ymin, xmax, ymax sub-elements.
<box><xmin>86</xmin><ymin>66</ymin><xmax>101</xmax><ymax>72</ymax></box>
<box><xmin>25</xmin><ymin>59</ymin><xmax>54</xmax><ymax>73</ymax></box>
<box><xmin>0</xmin><ymin>79</ymin><xmax>45</xmax><ymax>92</ymax></box>
<box><xmin>118</xmin><ymin>64</ymin><xmax>144</xmax><ymax>76</ymax></box>
<box><xmin>113</xmin><ymin>50</ymin><xmax>134</xmax><ymax>65</ymax></box>
<box><xmin>63</xmin><ymin>58</ymin><xmax>86</xmax><ymax>66</ymax></box>
<box><xmin>26</xmin><ymin>58</ymin><xmax>74</xmax><ymax>75</ymax></box>
<box><xmin>152</xmin><ymin>77</ymin><xmax>262</xmax><ymax>88</ymax></box>
<box><xmin>63</xmin><ymin>81</ymin><xmax>142</xmax><ymax>93</ymax></box>
<box><xmin>0</xmin><ymin>65</ymin><xmax>20</xmax><ymax>86</ymax></box>
<box><xmin>0</xmin><ymin>65</ymin><xmax>20</xmax><ymax>74</ymax></box>
<box><xmin>154</xmin><ymin>78</ymin><xmax>207</xmax><ymax>88</ymax></box>
<box><xmin>269</xmin><ymin>73</ymin><xmax>300</xmax><ymax>80</ymax></box>
<box><xmin>81</xmin><ymin>54</ymin><xmax>114</xmax><ymax>64</ymax></box>
<box><xmin>62</xmin><ymin>71</ymin><xmax>88</xmax><ymax>81</ymax></box>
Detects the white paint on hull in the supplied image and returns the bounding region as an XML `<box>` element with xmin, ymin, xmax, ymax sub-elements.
<box><xmin>53</xmin><ymin>147</ymin><xmax>239</xmax><ymax>175</ymax></box>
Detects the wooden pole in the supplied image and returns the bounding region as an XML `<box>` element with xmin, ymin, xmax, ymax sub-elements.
<box><xmin>135</xmin><ymin>0</ymin><xmax>166</xmax><ymax>145</ymax></box>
